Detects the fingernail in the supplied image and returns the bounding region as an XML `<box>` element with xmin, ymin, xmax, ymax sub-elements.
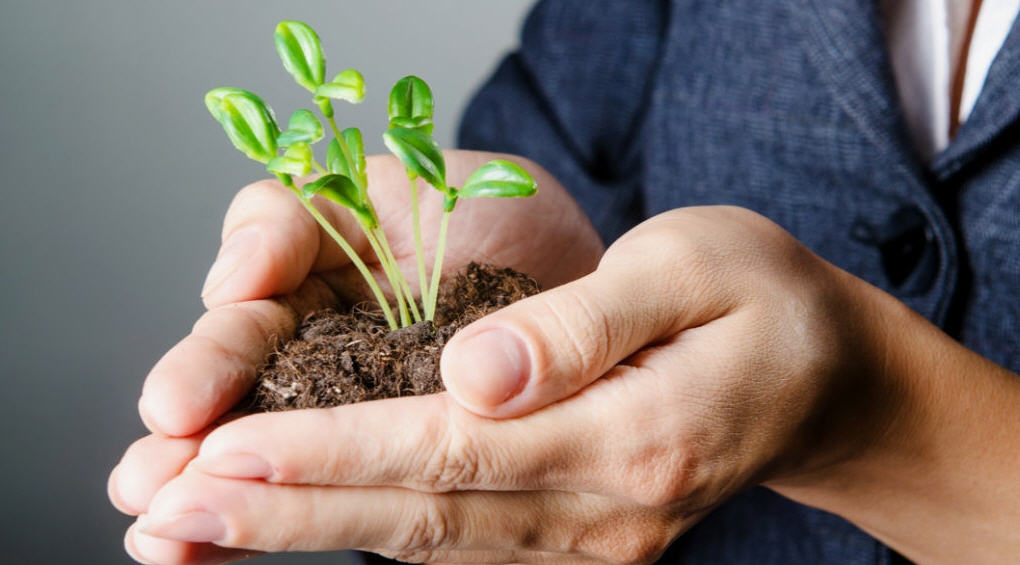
<box><xmin>444</xmin><ymin>328</ymin><xmax>530</xmax><ymax>409</ymax></box>
<box><xmin>193</xmin><ymin>453</ymin><xmax>274</xmax><ymax>480</ymax></box>
<box><xmin>139</xmin><ymin>511</ymin><xmax>226</xmax><ymax>543</ymax></box>
<box><xmin>201</xmin><ymin>228</ymin><xmax>261</xmax><ymax>298</ymax></box>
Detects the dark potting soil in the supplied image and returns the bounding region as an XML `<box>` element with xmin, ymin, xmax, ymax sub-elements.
<box><xmin>247</xmin><ymin>263</ymin><xmax>540</xmax><ymax>412</ymax></box>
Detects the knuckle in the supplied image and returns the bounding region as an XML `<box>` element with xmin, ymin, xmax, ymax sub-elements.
<box><xmin>630</xmin><ymin>477</ymin><xmax>689</xmax><ymax>509</ymax></box>
<box><xmin>606</xmin><ymin>220</ymin><xmax>707</xmax><ymax>282</ymax></box>
<box><xmin>582</xmin><ymin>514</ymin><xmax>675</xmax><ymax>565</ymax></box>
<box><xmin>419</xmin><ymin>416</ymin><xmax>481</xmax><ymax>492</ymax></box>
<box><xmin>605</xmin><ymin>531</ymin><xmax>671</xmax><ymax>565</ymax></box>
<box><xmin>386</xmin><ymin>494</ymin><xmax>455</xmax><ymax>561</ymax></box>
<box><xmin>621</xmin><ymin>445</ymin><xmax>701</xmax><ymax>508</ymax></box>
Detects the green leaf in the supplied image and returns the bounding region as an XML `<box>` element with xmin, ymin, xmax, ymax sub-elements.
<box><xmin>302</xmin><ymin>174</ymin><xmax>372</xmax><ymax>223</ymax></box>
<box><xmin>274</xmin><ymin>20</ymin><xmax>326</xmax><ymax>92</ymax></box>
<box><xmin>314</xmin><ymin>69</ymin><xmax>365</xmax><ymax>103</ymax></box>
<box><xmin>388</xmin><ymin>115</ymin><xmax>434</xmax><ymax>132</ymax></box>
<box><xmin>326</xmin><ymin>129</ymin><xmax>366</xmax><ymax>187</ymax></box>
<box><xmin>211</xmin><ymin>91</ymin><xmax>280</xmax><ymax>163</ymax></box>
<box><xmin>326</xmin><ymin>138</ymin><xmax>348</xmax><ymax>176</ymax></box>
<box><xmin>266</xmin><ymin>141</ymin><xmax>312</xmax><ymax>176</ymax></box>
<box><xmin>342</xmin><ymin>127</ymin><xmax>366</xmax><ymax>185</ymax></box>
<box><xmin>204</xmin><ymin>87</ymin><xmax>247</xmax><ymax>122</ymax></box>
<box><xmin>277</xmin><ymin>109</ymin><xmax>324</xmax><ymax>147</ymax></box>
<box><xmin>458</xmin><ymin>160</ymin><xmax>538</xmax><ymax>199</ymax></box>
<box><xmin>382</xmin><ymin>127</ymin><xmax>446</xmax><ymax>190</ymax></box>
<box><xmin>388</xmin><ymin>76</ymin><xmax>434</xmax><ymax>135</ymax></box>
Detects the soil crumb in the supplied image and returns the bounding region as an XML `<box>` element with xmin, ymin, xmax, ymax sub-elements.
<box><xmin>248</xmin><ymin>263</ymin><xmax>540</xmax><ymax>412</ymax></box>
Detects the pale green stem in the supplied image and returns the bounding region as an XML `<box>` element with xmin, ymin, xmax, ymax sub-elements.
<box><xmin>358</xmin><ymin>223</ymin><xmax>410</xmax><ymax>327</ymax></box>
<box><xmin>374</xmin><ymin>226</ymin><xmax>422</xmax><ymax>323</ymax></box>
<box><xmin>326</xmin><ymin>116</ymin><xmax>344</xmax><ymax>152</ymax></box>
<box><xmin>425</xmin><ymin>209</ymin><xmax>451</xmax><ymax>322</ymax></box>
<box><xmin>408</xmin><ymin>177</ymin><xmax>429</xmax><ymax>313</ymax></box>
<box><xmin>323</xmin><ymin>112</ymin><xmax>417</xmax><ymax>317</ymax></box>
<box><xmin>288</xmin><ymin>185</ymin><xmax>398</xmax><ymax>330</ymax></box>
<box><xmin>326</xmin><ymin>115</ymin><xmax>366</xmax><ymax>201</ymax></box>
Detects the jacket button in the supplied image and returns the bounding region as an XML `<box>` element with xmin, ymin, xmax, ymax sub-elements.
<box><xmin>851</xmin><ymin>206</ymin><xmax>939</xmax><ymax>295</ymax></box>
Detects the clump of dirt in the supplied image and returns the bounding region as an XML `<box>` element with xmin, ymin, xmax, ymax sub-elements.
<box><xmin>247</xmin><ymin>263</ymin><xmax>540</xmax><ymax>412</ymax></box>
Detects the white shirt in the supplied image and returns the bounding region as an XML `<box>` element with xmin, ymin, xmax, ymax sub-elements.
<box><xmin>881</xmin><ymin>0</ymin><xmax>1020</xmax><ymax>159</ymax></box>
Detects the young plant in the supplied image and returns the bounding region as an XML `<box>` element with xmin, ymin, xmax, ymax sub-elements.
<box><xmin>205</xmin><ymin>20</ymin><xmax>537</xmax><ymax>330</ymax></box>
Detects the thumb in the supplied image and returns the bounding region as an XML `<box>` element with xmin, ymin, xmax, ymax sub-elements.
<box><xmin>440</xmin><ymin>251</ymin><xmax>708</xmax><ymax>419</ymax></box>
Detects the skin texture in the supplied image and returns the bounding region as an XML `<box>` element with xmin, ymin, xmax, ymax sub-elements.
<box><xmin>110</xmin><ymin>151</ymin><xmax>1020</xmax><ymax>565</ymax></box>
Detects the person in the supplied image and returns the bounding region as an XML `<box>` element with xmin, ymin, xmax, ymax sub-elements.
<box><xmin>108</xmin><ymin>1</ymin><xmax>1020</xmax><ymax>563</ymax></box>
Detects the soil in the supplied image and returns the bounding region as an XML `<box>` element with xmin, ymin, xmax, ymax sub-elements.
<box><xmin>246</xmin><ymin>263</ymin><xmax>540</xmax><ymax>412</ymax></box>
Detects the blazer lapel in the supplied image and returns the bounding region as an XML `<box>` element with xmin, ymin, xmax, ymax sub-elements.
<box><xmin>932</xmin><ymin>17</ymin><xmax>1020</xmax><ymax>180</ymax></box>
<box><xmin>786</xmin><ymin>0</ymin><xmax>922</xmax><ymax>174</ymax></box>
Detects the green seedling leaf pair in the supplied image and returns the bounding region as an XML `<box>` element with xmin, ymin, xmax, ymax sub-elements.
<box><xmin>274</xmin><ymin>21</ymin><xmax>325</xmax><ymax>92</ymax></box>
<box><xmin>302</xmin><ymin>174</ymin><xmax>373</xmax><ymax>224</ymax></box>
<box><xmin>277</xmin><ymin>109</ymin><xmax>323</xmax><ymax>147</ymax></box>
<box><xmin>316</xmin><ymin>69</ymin><xmax>366</xmax><ymax>104</ymax></box>
<box><xmin>461</xmin><ymin>159</ymin><xmax>539</xmax><ymax>198</ymax></box>
<box><xmin>269</xmin><ymin>110</ymin><xmax>326</xmax><ymax>176</ymax></box>
<box><xmin>383</xmin><ymin>127</ymin><xmax>537</xmax><ymax>210</ymax></box>
<box><xmin>383</xmin><ymin>127</ymin><xmax>445</xmax><ymax>188</ymax></box>
<box><xmin>327</xmin><ymin>129</ymin><xmax>367</xmax><ymax>188</ymax></box>
<box><xmin>309</xmin><ymin>129</ymin><xmax>371</xmax><ymax>226</ymax></box>
<box><xmin>267</xmin><ymin>142</ymin><xmax>312</xmax><ymax>176</ymax></box>
<box><xmin>379</xmin><ymin>75</ymin><xmax>536</xmax><ymax>320</ymax></box>
<box><xmin>205</xmin><ymin>88</ymin><xmax>279</xmax><ymax>163</ymax></box>
<box><xmin>275</xmin><ymin>20</ymin><xmax>364</xmax><ymax>117</ymax></box>
<box><xmin>205</xmin><ymin>19</ymin><xmax>538</xmax><ymax>330</ymax></box>
<box><xmin>388</xmin><ymin>76</ymin><xmax>434</xmax><ymax>135</ymax></box>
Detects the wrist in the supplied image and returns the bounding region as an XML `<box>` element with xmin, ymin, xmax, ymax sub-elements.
<box><xmin>765</xmin><ymin>274</ymin><xmax>1020</xmax><ymax>563</ymax></box>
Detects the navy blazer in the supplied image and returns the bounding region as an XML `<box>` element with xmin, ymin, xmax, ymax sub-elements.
<box><xmin>456</xmin><ymin>0</ymin><xmax>1020</xmax><ymax>563</ymax></box>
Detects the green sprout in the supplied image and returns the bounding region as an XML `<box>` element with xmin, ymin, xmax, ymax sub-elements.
<box><xmin>205</xmin><ymin>20</ymin><xmax>537</xmax><ymax>330</ymax></box>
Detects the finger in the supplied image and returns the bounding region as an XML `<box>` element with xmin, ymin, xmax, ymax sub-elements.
<box><xmin>126</xmin><ymin>523</ymin><xmax>258</xmax><ymax>565</ymax></box>
<box><xmin>202</xmin><ymin>178</ymin><xmax>372</xmax><ymax>309</ymax></box>
<box><xmin>192</xmin><ymin>387</ymin><xmax>691</xmax><ymax>507</ymax></box>
<box><xmin>139</xmin><ymin>471</ymin><xmax>674</xmax><ymax>562</ymax></box>
<box><xmin>440</xmin><ymin>212</ymin><xmax>733</xmax><ymax>418</ymax></box>
<box><xmin>140</xmin><ymin>277</ymin><xmax>337</xmax><ymax>437</ymax></box>
<box><xmin>369</xmin><ymin>549</ymin><xmax>605</xmax><ymax>565</ymax></box>
<box><xmin>110</xmin><ymin>432</ymin><xmax>207</xmax><ymax>516</ymax></box>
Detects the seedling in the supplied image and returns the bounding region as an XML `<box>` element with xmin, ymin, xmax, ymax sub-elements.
<box><xmin>205</xmin><ymin>20</ymin><xmax>537</xmax><ymax>330</ymax></box>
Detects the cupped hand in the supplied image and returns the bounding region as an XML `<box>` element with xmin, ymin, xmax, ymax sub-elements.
<box><xmin>124</xmin><ymin>206</ymin><xmax>906</xmax><ymax>563</ymax></box>
<box><xmin>108</xmin><ymin>150</ymin><xmax>604</xmax><ymax>564</ymax></box>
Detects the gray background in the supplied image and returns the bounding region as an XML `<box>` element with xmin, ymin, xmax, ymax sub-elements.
<box><xmin>0</xmin><ymin>1</ymin><xmax>534</xmax><ymax>563</ymax></box>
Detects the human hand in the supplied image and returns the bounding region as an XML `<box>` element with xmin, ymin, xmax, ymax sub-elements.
<box><xmin>124</xmin><ymin>206</ymin><xmax>910</xmax><ymax>563</ymax></box>
<box><xmin>108</xmin><ymin>150</ymin><xmax>604</xmax><ymax>563</ymax></box>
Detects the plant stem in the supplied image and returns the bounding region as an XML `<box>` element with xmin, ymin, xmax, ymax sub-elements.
<box><xmin>285</xmin><ymin>182</ymin><xmax>398</xmax><ymax>330</ymax></box>
<box><xmin>310</xmin><ymin>157</ymin><xmax>410</xmax><ymax>325</ymax></box>
<box><xmin>425</xmin><ymin>209</ymin><xmax>451</xmax><ymax>322</ymax></box>
<box><xmin>408</xmin><ymin>177</ymin><xmax>429</xmax><ymax>313</ymax></box>
<box><xmin>325</xmin><ymin>114</ymin><xmax>363</xmax><ymax>195</ymax></box>
<box><xmin>358</xmin><ymin>222</ymin><xmax>410</xmax><ymax>326</ymax></box>
<box><xmin>321</xmin><ymin>110</ymin><xmax>417</xmax><ymax>315</ymax></box>
<box><xmin>326</xmin><ymin>115</ymin><xmax>344</xmax><ymax>151</ymax></box>
<box><xmin>374</xmin><ymin>226</ymin><xmax>422</xmax><ymax>323</ymax></box>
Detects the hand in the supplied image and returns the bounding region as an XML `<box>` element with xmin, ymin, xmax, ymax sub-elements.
<box><xmin>123</xmin><ymin>206</ymin><xmax>907</xmax><ymax>563</ymax></box>
<box><xmin>107</xmin><ymin>150</ymin><xmax>604</xmax><ymax>564</ymax></box>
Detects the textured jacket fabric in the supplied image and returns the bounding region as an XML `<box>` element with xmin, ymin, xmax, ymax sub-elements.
<box><xmin>455</xmin><ymin>0</ymin><xmax>1020</xmax><ymax>563</ymax></box>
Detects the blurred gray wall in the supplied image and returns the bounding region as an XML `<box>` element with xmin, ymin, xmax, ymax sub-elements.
<box><xmin>0</xmin><ymin>1</ymin><xmax>534</xmax><ymax>562</ymax></box>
